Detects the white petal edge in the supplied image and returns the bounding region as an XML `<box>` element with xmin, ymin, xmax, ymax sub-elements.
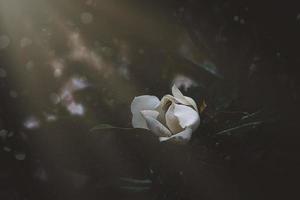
<box><xmin>172</xmin><ymin>85</ymin><xmax>198</xmax><ymax>112</ymax></box>
<box><xmin>131</xmin><ymin>95</ymin><xmax>160</xmax><ymax>129</ymax></box>
<box><xmin>140</xmin><ymin>110</ymin><xmax>159</xmax><ymax>119</ymax></box>
<box><xmin>156</xmin><ymin>94</ymin><xmax>176</xmax><ymax>124</ymax></box>
<box><xmin>158</xmin><ymin>95</ymin><xmax>176</xmax><ymax>111</ymax></box>
<box><xmin>142</xmin><ymin>114</ymin><xmax>172</xmax><ymax>137</ymax></box>
<box><xmin>159</xmin><ymin>128</ymin><xmax>192</xmax><ymax>144</ymax></box>
<box><xmin>165</xmin><ymin>103</ymin><xmax>184</xmax><ymax>134</ymax></box>
<box><xmin>183</xmin><ymin>96</ymin><xmax>198</xmax><ymax>112</ymax></box>
<box><xmin>173</xmin><ymin>104</ymin><xmax>200</xmax><ymax>131</ymax></box>
<box><xmin>172</xmin><ymin>84</ymin><xmax>188</xmax><ymax>103</ymax></box>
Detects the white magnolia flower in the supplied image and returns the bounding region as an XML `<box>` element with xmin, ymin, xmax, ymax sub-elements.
<box><xmin>131</xmin><ymin>85</ymin><xmax>200</xmax><ymax>144</ymax></box>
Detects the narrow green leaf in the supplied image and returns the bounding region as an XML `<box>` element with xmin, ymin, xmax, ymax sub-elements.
<box><xmin>216</xmin><ymin>121</ymin><xmax>263</xmax><ymax>135</ymax></box>
<box><xmin>120</xmin><ymin>177</ymin><xmax>152</xmax><ymax>185</ymax></box>
<box><xmin>120</xmin><ymin>186</ymin><xmax>151</xmax><ymax>192</ymax></box>
<box><xmin>90</xmin><ymin>124</ymin><xmax>135</xmax><ymax>132</ymax></box>
<box><xmin>90</xmin><ymin>124</ymin><xmax>115</xmax><ymax>130</ymax></box>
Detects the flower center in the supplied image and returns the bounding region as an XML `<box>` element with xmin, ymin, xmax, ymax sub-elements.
<box><xmin>162</xmin><ymin>100</ymin><xmax>172</xmax><ymax>112</ymax></box>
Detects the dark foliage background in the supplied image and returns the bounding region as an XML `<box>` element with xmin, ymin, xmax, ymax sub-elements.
<box><xmin>0</xmin><ymin>0</ymin><xmax>300</xmax><ymax>199</ymax></box>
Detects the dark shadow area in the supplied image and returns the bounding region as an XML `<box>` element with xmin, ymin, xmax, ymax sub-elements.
<box><xmin>0</xmin><ymin>0</ymin><xmax>299</xmax><ymax>199</ymax></box>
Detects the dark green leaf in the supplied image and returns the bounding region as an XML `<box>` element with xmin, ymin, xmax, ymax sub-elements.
<box><xmin>90</xmin><ymin>124</ymin><xmax>136</xmax><ymax>132</ymax></box>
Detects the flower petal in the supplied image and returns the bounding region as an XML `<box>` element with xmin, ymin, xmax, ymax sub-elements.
<box><xmin>183</xmin><ymin>96</ymin><xmax>198</xmax><ymax>112</ymax></box>
<box><xmin>165</xmin><ymin>103</ymin><xmax>184</xmax><ymax>134</ymax></box>
<box><xmin>131</xmin><ymin>95</ymin><xmax>160</xmax><ymax>114</ymax></box>
<box><xmin>159</xmin><ymin>128</ymin><xmax>192</xmax><ymax>144</ymax></box>
<box><xmin>172</xmin><ymin>84</ymin><xmax>188</xmax><ymax>103</ymax></box>
<box><xmin>173</xmin><ymin>104</ymin><xmax>200</xmax><ymax>131</ymax></box>
<box><xmin>131</xmin><ymin>95</ymin><xmax>160</xmax><ymax>129</ymax></box>
<box><xmin>141</xmin><ymin>113</ymin><xmax>172</xmax><ymax>137</ymax></box>
<box><xmin>159</xmin><ymin>95</ymin><xmax>176</xmax><ymax>112</ymax></box>
<box><xmin>172</xmin><ymin>85</ymin><xmax>198</xmax><ymax>112</ymax></box>
<box><xmin>140</xmin><ymin>110</ymin><xmax>159</xmax><ymax>119</ymax></box>
<box><xmin>156</xmin><ymin>94</ymin><xmax>176</xmax><ymax>124</ymax></box>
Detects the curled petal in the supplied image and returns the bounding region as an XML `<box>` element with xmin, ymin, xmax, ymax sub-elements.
<box><xmin>159</xmin><ymin>95</ymin><xmax>176</xmax><ymax>111</ymax></box>
<box><xmin>159</xmin><ymin>128</ymin><xmax>192</xmax><ymax>144</ymax></box>
<box><xmin>172</xmin><ymin>84</ymin><xmax>185</xmax><ymax>100</ymax></box>
<box><xmin>156</xmin><ymin>94</ymin><xmax>176</xmax><ymax>124</ymax></box>
<box><xmin>157</xmin><ymin>94</ymin><xmax>178</xmax><ymax>115</ymax></box>
<box><xmin>131</xmin><ymin>95</ymin><xmax>160</xmax><ymax>114</ymax></box>
<box><xmin>171</xmin><ymin>85</ymin><xmax>198</xmax><ymax>112</ymax></box>
<box><xmin>165</xmin><ymin>103</ymin><xmax>184</xmax><ymax>134</ymax></box>
<box><xmin>131</xmin><ymin>95</ymin><xmax>160</xmax><ymax>129</ymax></box>
<box><xmin>183</xmin><ymin>96</ymin><xmax>198</xmax><ymax>112</ymax></box>
<box><xmin>141</xmin><ymin>113</ymin><xmax>172</xmax><ymax>137</ymax></box>
<box><xmin>140</xmin><ymin>110</ymin><xmax>159</xmax><ymax>119</ymax></box>
<box><xmin>171</xmin><ymin>84</ymin><xmax>189</xmax><ymax>105</ymax></box>
<box><xmin>173</xmin><ymin>104</ymin><xmax>200</xmax><ymax>131</ymax></box>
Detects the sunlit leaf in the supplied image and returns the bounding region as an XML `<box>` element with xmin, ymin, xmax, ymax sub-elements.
<box><xmin>199</xmin><ymin>99</ymin><xmax>207</xmax><ymax>113</ymax></box>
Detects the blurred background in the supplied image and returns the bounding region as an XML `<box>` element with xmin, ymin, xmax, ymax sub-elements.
<box><xmin>0</xmin><ymin>0</ymin><xmax>299</xmax><ymax>199</ymax></box>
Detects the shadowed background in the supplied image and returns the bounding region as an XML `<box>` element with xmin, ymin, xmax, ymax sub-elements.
<box><xmin>0</xmin><ymin>0</ymin><xmax>300</xmax><ymax>199</ymax></box>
